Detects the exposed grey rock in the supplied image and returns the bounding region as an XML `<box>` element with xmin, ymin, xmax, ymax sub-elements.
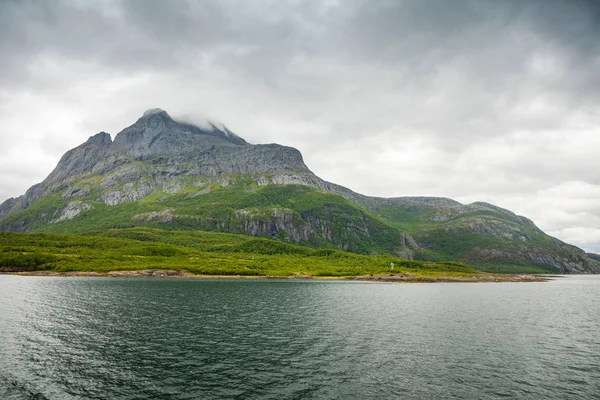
<box><xmin>587</xmin><ymin>253</ymin><xmax>600</xmax><ymax>262</ymax></box>
<box><xmin>51</xmin><ymin>201</ymin><xmax>92</xmax><ymax>223</ymax></box>
<box><xmin>101</xmin><ymin>180</ymin><xmax>152</xmax><ymax>205</ymax></box>
<box><xmin>162</xmin><ymin>181</ymin><xmax>184</xmax><ymax>194</ymax></box>
<box><xmin>193</xmin><ymin>186</ymin><xmax>212</xmax><ymax>196</ymax></box>
<box><xmin>61</xmin><ymin>185</ymin><xmax>91</xmax><ymax>201</ymax></box>
<box><xmin>221</xmin><ymin>206</ymin><xmax>415</xmax><ymax>255</ymax></box>
<box><xmin>218</xmin><ymin>176</ymin><xmax>230</xmax><ymax>187</ymax></box>
<box><xmin>112</xmin><ymin>109</ymin><xmax>248</xmax><ymax>159</ymax></box>
<box><xmin>85</xmin><ymin>131</ymin><xmax>112</xmax><ymax>146</ymax></box>
<box><xmin>0</xmin><ymin>197</ymin><xmax>18</xmax><ymax>219</ymax></box>
<box><xmin>471</xmin><ymin>246</ymin><xmax>600</xmax><ymax>274</ymax></box>
<box><xmin>1</xmin><ymin>110</ymin><xmax>308</xmax><ymax>217</ymax></box>
<box><xmin>143</xmin><ymin>108</ymin><xmax>166</xmax><ymax>117</ymax></box>
<box><xmin>256</xmin><ymin>176</ymin><xmax>269</xmax><ymax>186</ymax></box>
<box><xmin>100</xmin><ymin>165</ymin><xmax>143</xmax><ymax>190</ymax></box>
<box><xmin>132</xmin><ymin>208</ymin><xmax>177</xmax><ymax>223</ymax></box>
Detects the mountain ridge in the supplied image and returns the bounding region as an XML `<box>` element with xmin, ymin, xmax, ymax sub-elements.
<box><xmin>1</xmin><ymin>109</ymin><xmax>598</xmax><ymax>274</ymax></box>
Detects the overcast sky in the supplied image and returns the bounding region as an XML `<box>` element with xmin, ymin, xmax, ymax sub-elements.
<box><xmin>1</xmin><ymin>0</ymin><xmax>599</xmax><ymax>252</ymax></box>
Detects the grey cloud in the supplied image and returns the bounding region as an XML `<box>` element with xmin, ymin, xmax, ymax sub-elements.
<box><xmin>1</xmin><ymin>0</ymin><xmax>600</xmax><ymax>252</ymax></box>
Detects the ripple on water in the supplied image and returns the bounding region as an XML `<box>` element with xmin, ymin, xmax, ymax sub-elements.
<box><xmin>0</xmin><ymin>276</ymin><xmax>599</xmax><ymax>399</ymax></box>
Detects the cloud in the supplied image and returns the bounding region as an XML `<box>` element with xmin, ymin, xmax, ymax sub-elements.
<box><xmin>0</xmin><ymin>0</ymin><xmax>599</xmax><ymax>252</ymax></box>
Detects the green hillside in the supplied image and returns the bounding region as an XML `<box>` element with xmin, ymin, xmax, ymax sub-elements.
<box><xmin>0</xmin><ymin>229</ymin><xmax>473</xmax><ymax>278</ymax></box>
<box><xmin>370</xmin><ymin>201</ymin><xmax>594</xmax><ymax>274</ymax></box>
<box><xmin>0</xmin><ymin>183</ymin><xmax>414</xmax><ymax>256</ymax></box>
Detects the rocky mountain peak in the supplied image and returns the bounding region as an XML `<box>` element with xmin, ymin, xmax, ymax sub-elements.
<box><xmin>85</xmin><ymin>131</ymin><xmax>112</xmax><ymax>146</ymax></box>
<box><xmin>0</xmin><ymin>108</ymin><xmax>312</xmax><ymax>221</ymax></box>
<box><xmin>142</xmin><ymin>108</ymin><xmax>168</xmax><ymax>117</ymax></box>
<box><xmin>112</xmin><ymin>108</ymin><xmax>249</xmax><ymax>158</ymax></box>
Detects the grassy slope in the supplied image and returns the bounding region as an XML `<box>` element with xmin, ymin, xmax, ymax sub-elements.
<box><xmin>1</xmin><ymin>183</ymin><xmax>411</xmax><ymax>255</ymax></box>
<box><xmin>0</xmin><ymin>172</ymin><xmax>578</xmax><ymax>274</ymax></box>
<box><xmin>370</xmin><ymin>203</ymin><xmax>596</xmax><ymax>274</ymax></box>
<box><xmin>0</xmin><ymin>229</ymin><xmax>475</xmax><ymax>278</ymax></box>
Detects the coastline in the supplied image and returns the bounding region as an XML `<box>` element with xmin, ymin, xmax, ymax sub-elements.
<box><xmin>0</xmin><ymin>269</ymin><xmax>552</xmax><ymax>283</ymax></box>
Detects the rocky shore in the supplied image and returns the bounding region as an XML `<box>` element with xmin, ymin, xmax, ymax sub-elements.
<box><xmin>1</xmin><ymin>269</ymin><xmax>551</xmax><ymax>282</ymax></box>
<box><xmin>352</xmin><ymin>273</ymin><xmax>551</xmax><ymax>283</ymax></box>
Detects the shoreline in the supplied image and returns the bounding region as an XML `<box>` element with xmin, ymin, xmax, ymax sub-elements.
<box><xmin>0</xmin><ymin>269</ymin><xmax>552</xmax><ymax>283</ymax></box>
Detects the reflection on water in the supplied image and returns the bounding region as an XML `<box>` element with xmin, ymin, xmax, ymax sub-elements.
<box><xmin>0</xmin><ymin>276</ymin><xmax>599</xmax><ymax>399</ymax></box>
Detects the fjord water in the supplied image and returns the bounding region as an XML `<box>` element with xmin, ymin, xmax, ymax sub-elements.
<box><xmin>0</xmin><ymin>277</ymin><xmax>598</xmax><ymax>399</ymax></box>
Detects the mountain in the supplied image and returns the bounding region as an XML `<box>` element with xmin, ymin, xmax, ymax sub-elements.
<box><xmin>1</xmin><ymin>109</ymin><xmax>598</xmax><ymax>274</ymax></box>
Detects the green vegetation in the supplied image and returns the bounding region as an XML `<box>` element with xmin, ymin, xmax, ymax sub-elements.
<box><xmin>470</xmin><ymin>263</ymin><xmax>552</xmax><ymax>275</ymax></box>
<box><xmin>369</xmin><ymin>203</ymin><xmax>571</xmax><ymax>273</ymax></box>
<box><xmin>1</xmin><ymin>175</ymin><xmax>585</xmax><ymax>274</ymax></box>
<box><xmin>0</xmin><ymin>252</ymin><xmax>57</xmax><ymax>270</ymax></box>
<box><xmin>1</xmin><ymin>183</ymin><xmax>412</xmax><ymax>255</ymax></box>
<box><xmin>0</xmin><ymin>229</ymin><xmax>476</xmax><ymax>278</ymax></box>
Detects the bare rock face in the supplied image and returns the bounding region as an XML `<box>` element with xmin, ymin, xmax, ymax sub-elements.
<box><xmin>47</xmin><ymin>131</ymin><xmax>115</xmax><ymax>187</ymax></box>
<box><xmin>470</xmin><ymin>246</ymin><xmax>600</xmax><ymax>274</ymax></box>
<box><xmin>0</xmin><ymin>197</ymin><xmax>18</xmax><ymax>220</ymax></box>
<box><xmin>101</xmin><ymin>181</ymin><xmax>153</xmax><ymax>206</ymax></box>
<box><xmin>112</xmin><ymin>109</ymin><xmax>248</xmax><ymax>158</ymax></box>
<box><xmin>100</xmin><ymin>165</ymin><xmax>144</xmax><ymax>190</ymax></box>
<box><xmin>51</xmin><ymin>201</ymin><xmax>92</xmax><ymax>223</ymax></box>
<box><xmin>132</xmin><ymin>209</ymin><xmax>177</xmax><ymax>223</ymax></box>
<box><xmin>1</xmin><ymin>109</ymin><xmax>311</xmax><ymax>217</ymax></box>
<box><xmin>587</xmin><ymin>253</ymin><xmax>600</xmax><ymax>262</ymax></box>
<box><xmin>61</xmin><ymin>186</ymin><xmax>91</xmax><ymax>201</ymax></box>
<box><xmin>85</xmin><ymin>131</ymin><xmax>112</xmax><ymax>146</ymax></box>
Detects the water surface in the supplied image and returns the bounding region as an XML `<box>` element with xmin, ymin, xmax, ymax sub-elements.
<box><xmin>0</xmin><ymin>276</ymin><xmax>599</xmax><ymax>399</ymax></box>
